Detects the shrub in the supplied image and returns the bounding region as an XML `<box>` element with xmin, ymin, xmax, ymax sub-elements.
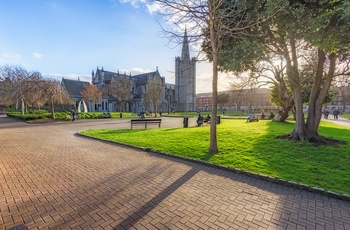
<box><xmin>55</xmin><ymin>112</ymin><xmax>71</xmax><ymax>120</ymax></box>
<box><xmin>32</xmin><ymin>110</ymin><xmax>49</xmax><ymax>114</ymax></box>
<box><xmin>7</xmin><ymin>112</ymin><xmax>51</xmax><ymax>120</ymax></box>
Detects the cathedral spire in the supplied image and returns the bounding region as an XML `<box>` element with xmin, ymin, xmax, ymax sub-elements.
<box><xmin>181</xmin><ymin>28</ymin><xmax>190</xmax><ymax>60</ymax></box>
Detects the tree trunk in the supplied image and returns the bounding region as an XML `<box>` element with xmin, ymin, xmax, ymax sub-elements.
<box><xmin>51</xmin><ymin>99</ymin><xmax>55</xmax><ymax>119</ymax></box>
<box><xmin>21</xmin><ymin>99</ymin><xmax>25</xmax><ymax>115</ymax></box>
<box><xmin>209</xmin><ymin>15</ymin><xmax>218</xmax><ymax>154</ymax></box>
<box><xmin>278</xmin><ymin>105</ymin><xmax>292</xmax><ymax>122</ymax></box>
<box><xmin>121</xmin><ymin>100</ymin><xmax>124</xmax><ymax>112</ymax></box>
<box><xmin>210</xmin><ymin>62</ymin><xmax>219</xmax><ymax>153</ymax></box>
<box><xmin>305</xmin><ymin>51</ymin><xmax>336</xmax><ymax>141</ymax></box>
<box><xmin>277</xmin><ymin>79</ymin><xmax>293</xmax><ymax>122</ymax></box>
<box><xmin>289</xmin><ymin>85</ymin><xmax>306</xmax><ymax>140</ymax></box>
<box><xmin>285</xmin><ymin>37</ymin><xmax>306</xmax><ymax>140</ymax></box>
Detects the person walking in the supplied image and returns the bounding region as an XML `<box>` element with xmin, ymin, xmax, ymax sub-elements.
<box><xmin>323</xmin><ymin>109</ymin><xmax>329</xmax><ymax>119</ymax></box>
<box><xmin>71</xmin><ymin>110</ymin><xmax>76</xmax><ymax>121</ymax></box>
<box><xmin>333</xmin><ymin>109</ymin><xmax>340</xmax><ymax>120</ymax></box>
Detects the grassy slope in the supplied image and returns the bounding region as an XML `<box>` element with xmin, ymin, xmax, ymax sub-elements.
<box><xmin>81</xmin><ymin>119</ymin><xmax>350</xmax><ymax>195</ymax></box>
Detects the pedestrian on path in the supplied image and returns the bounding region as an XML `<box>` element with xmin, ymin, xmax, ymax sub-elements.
<box><xmin>324</xmin><ymin>109</ymin><xmax>329</xmax><ymax>119</ymax></box>
<box><xmin>333</xmin><ymin>109</ymin><xmax>340</xmax><ymax>120</ymax></box>
<box><xmin>71</xmin><ymin>109</ymin><xmax>76</xmax><ymax>121</ymax></box>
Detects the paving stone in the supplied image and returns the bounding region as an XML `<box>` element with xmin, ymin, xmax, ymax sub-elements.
<box><xmin>0</xmin><ymin>117</ymin><xmax>350</xmax><ymax>229</ymax></box>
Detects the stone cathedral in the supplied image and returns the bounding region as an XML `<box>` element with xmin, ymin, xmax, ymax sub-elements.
<box><xmin>62</xmin><ymin>31</ymin><xmax>196</xmax><ymax>113</ymax></box>
<box><xmin>175</xmin><ymin>30</ymin><xmax>197</xmax><ymax>112</ymax></box>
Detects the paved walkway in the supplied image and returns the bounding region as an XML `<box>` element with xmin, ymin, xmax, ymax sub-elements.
<box><xmin>323</xmin><ymin>116</ymin><xmax>350</xmax><ymax>129</ymax></box>
<box><xmin>1</xmin><ymin>116</ymin><xmax>350</xmax><ymax>230</ymax></box>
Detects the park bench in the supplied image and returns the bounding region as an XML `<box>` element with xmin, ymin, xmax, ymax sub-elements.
<box><xmin>203</xmin><ymin>117</ymin><xmax>211</xmax><ymax>125</ymax></box>
<box><xmin>198</xmin><ymin>117</ymin><xmax>211</xmax><ymax>126</ymax></box>
<box><xmin>130</xmin><ymin>118</ymin><xmax>162</xmax><ymax>129</ymax></box>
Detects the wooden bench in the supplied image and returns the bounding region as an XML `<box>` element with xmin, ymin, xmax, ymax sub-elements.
<box><xmin>130</xmin><ymin>118</ymin><xmax>162</xmax><ymax>129</ymax></box>
<box><xmin>203</xmin><ymin>118</ymin><xmax>210</xmax><ymax>125</ymax></box>
<box><xmin>198</xmin><ymin>118</ymin><xmax>211</xmax><ymax>126</ymax></box>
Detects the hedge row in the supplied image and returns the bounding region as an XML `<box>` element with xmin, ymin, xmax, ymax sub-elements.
<box><xmin>6</xmin><ymin>111</ymin><xmax>139</xmax><ymax>120</ymax></box>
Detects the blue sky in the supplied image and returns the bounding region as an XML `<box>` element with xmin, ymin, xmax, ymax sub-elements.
<box><xmin>0</xmin><ymin>0</ymin><xmax>229</xmax><ymax>93</ymax></box>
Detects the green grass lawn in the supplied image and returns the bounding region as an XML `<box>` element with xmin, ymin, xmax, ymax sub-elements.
<box><xmin>80</xmin><ymin>119</ymin><xmax>350</xmax><ymax>195</ymax></box>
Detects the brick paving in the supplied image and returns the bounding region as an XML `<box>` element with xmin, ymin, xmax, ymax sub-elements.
<box><xmin>1</xmin><ymin>116</ymin><xmax>350</xmax><ymax>229</ymax></box>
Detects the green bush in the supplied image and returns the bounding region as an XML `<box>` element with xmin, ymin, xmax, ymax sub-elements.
<box><xmin>5</xmin><ymin>107</ymin><xmax>17</xmax><ymax>113</ymax></box>
<box><xmin>99</xmin><ymin>112</ymin><xmax>112</xmax><ymax>118</ymax></box>
<box><xmin>55</xmin><ymin>112</ymin><xmax>71</xmax><ymax>120</ymax></box>
<box><xmin>7</xmin><ymin>112</ymin><xmax>51</xmax><ymax>120</ymax></box>
<box><xmin>77</xmin><ymin>112</ymin><xmax>101</xmax><ymax>119</ymax></box>
<box><xmin>31</xmin><ymin>109</ymin><xmax>49</xmax><ymax>114</ymax></box>
<box><xmin>342</xmin><ymin>113</ymin><xmax>350</xmax><ymax>119</ymax></box>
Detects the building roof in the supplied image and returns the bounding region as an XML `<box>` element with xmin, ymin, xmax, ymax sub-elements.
<box><xmin>132</xmin><ymin>70</ymin><xmax>161</xmax><ymax>85</ymax></box>
<box><xmin>61</xmin><ymin>78</ymin><xmax>90</xmax><ymax>97</ymax></box>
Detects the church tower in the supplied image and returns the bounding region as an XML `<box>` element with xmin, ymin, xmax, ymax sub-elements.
<box><xmin>175</xmin><ymin>29</ymin><xmax>196</xmax><ymax>112</ymax></box>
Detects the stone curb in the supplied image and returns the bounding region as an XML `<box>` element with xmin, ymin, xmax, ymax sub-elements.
<box><xmin>78</xmin><ymin>133</ymin><xmax>350</xmax><ymax>202</ymax></box>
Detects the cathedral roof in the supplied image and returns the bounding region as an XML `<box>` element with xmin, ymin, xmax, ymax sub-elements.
<box><xmin>61</xmin><ymin>78</ymin><xmax>90</xmax><ymax>97</ymax></box>
<box><xmin>94</xmin><ymin>68</ymin><xmax>131</xmax><ymax>84</ymax></box>
<box><xmin>132</xmin><ymin>71</ymin><xmax>160</xmax><ymax>85</ymax></box>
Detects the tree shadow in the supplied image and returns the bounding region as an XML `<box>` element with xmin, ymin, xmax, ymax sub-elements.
<box><xmin>3</xmin><ymin>122</ymin><xmax>350</xmax><ymax>229</ymax></box>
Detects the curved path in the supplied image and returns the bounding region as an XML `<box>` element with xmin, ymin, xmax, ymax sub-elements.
<box><xmin>323</xmin><ymin>116</ymin><xmax>350</xmax><ymax>129</ymax></box>
<box><xmin>1</xmin><ymin>116</ymin><xmax>350</xmax><ymax>229</ymax></box>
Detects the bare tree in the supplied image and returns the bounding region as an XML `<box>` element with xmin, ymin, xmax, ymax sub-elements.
<box><xmin>36</xmin><ymin>79</ymin><xmax>72</xmax><ymax>119</ymax></box>
<box><xmin>228</xmin><ymin>83</ymin><xmax>248</xmax><ymax>111</ymax></box>
<box><xmin>154</xmin><ymin>0</ymin><xmax>281</xmax><ymax>153</ymax></box>
<box><xmin>144</xmin><ymin>77</ymin><xmax>163</xmax><ymax>116</ymax></box>
<box><xmin>338</xmin><ymin>83</ymin><xmax>350</xmax><ymax>112</ymax></box>
<box><xmin>81</xmin><ymin>83</ymin><xmax>102</xmax><ymax>112</ymax></box>
<box><xmin>0</xmin><ymin>65</ymin><xmax>42</xmax><ymax>114</ymax></box>
<box><xmin>109</xmin><ymin>77</ymin><xmax>134</xmax><ymax>112</ymax></box>
<box><xmin>217</xmin><ymin>92</ymin><xmax>229</xmax><ymax>114</ymax></box>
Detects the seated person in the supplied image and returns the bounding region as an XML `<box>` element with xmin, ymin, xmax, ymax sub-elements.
<box><xmin>247</xmin><ymin>115</ymin><xmax>259</xmax><ymax>122</ymax></box>
<box><xmin>139</xmin><ymin>112</ymin><xmax>145</xmax><ymax>119</ymax></box>
<box><xmin>196</xmin><ymin>114</ymin><xmax>203</xmax><ymax>125</ymax></box>
<box><xmin>268</xmin><ymin>112</ymin><xmax>275</xmax><ymax>120</ymax></box>
<box><xmin>205</xmin><ymin>114</ymin><xmax>211</xmax><ymax>121</ymax></box>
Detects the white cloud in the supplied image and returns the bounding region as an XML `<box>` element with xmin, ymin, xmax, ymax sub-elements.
<box><xmin>146</xmin><ymin>2</ymin><xmax>162</xmax><ymax>14</ymax></box>
<box><xmin>130</xmin><ymin>67</ymin><xmax>152</xmax><ymax>75</ymax></box>
<box><xmin>116</xmin><ymin>0</ymin><xmax>144</xmax><ymax>8</ymax></box>
<box><xmin>33</xmin><ymin>52</ymin><xmax>43</xmax><ymax>59</ymax></box>
<box><xmin>116</xmin><ymin>0</ymin><xmax>158</xmax><ymax>14</ymax></box>
<box><xmin>0</xmin><ymin>52</ymin><xmax>22</xmax><ymax>64</ymax></box>
<box><xmin>44</xmin><ymin>73</ymin><xmax>91</xmax><ymax>83</ymax></box>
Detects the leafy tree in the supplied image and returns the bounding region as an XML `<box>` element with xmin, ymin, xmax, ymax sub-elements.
<box><xmin>269</xmin><ymin>51</ymin><xmax>338</xmax><ymax>122</ymax></box>
<box><xmin>108</xmin><ymin>76</ymin><xmax>134</xmax><ymax>112</ymax></box>
<box><xmin>211</xmin><ymin>0</ymin><xmax>350</xmax><ymax>143</ymax></box>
